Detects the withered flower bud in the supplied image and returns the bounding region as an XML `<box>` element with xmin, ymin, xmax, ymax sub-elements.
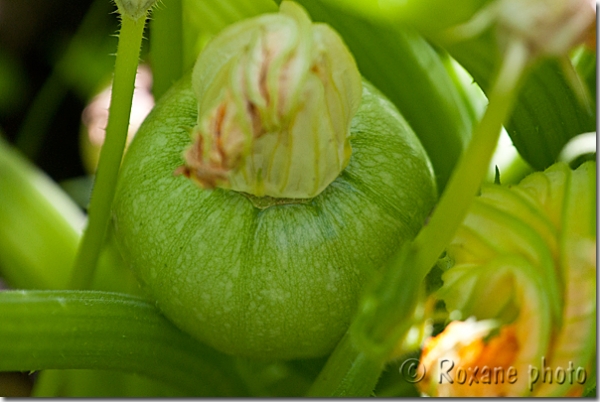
<box><xmin>180</xmin><ymin>1</ymin><xmax>361</xmax><ymax>198</ymax></box>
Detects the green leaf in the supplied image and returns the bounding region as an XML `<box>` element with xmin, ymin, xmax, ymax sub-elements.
<box><xmin>332</xmin><ymin>0</ymin><xmax>595</xmax><ymax>174</ymax></box>
<box><xmin>307</xmin><ymin>0</ymin><xmax>492</xmax><ymax>36</ymax></box>
<box><xmin>0</xmin><ymin>290</ymin><xmax>248</xmax><ymax>396</ymax></box>
<box><xmin>0</xmin><ymin>137</ymin><xmax>83</xmax><ymax>290</ymax></box>
<box><xmin>444</xmin><ymin>30</ymin><xmax>595</xmax><ymax>171</ymax></box>
<box><xmin>0</xmin><ymin>136</ymin><xmax>149</xmax><ymax>297</ymax></box>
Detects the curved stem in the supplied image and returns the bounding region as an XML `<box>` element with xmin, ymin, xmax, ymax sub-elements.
<box><xmin>412</xmin><ymin>40</ymin><xmax>530</xmax><ymax>269</ymax></box>
<box><xmin>318</xmin><ymin>42</ymin><xmax>533</xmax><ymax>396</ymax></box>
<box><xmin>70</xmin><ymin>15</ymin><xmax>147</xmax><ymax>289</ymax></box>
<box><xmin>0</xmin><ymin>290</ymin><xmax>248</xmax><ymax>396</ymax></box>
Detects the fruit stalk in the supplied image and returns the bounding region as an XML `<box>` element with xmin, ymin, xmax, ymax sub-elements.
<box><xmin>70</xmin><ymin>10</ymin><xmax>148</xmax><ymax>289</ymax></box>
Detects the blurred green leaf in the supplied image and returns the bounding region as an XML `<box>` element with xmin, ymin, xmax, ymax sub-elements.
<box><xmin>443</xmin><ymin>30</ymin><xmax>595</xmax><ymax>171</ymax></box>
<box><xmin>0</xmin><ymin>137</ymin><xmax>144</xmax><ymax>295</ymax></box>
<box><xmin>0</xmin><ymin>137</ymin><xmax>84</xmax><ymax>289</ymax></box>
<box><xmin>317</xmin><ymin>0</ymin><xmax>596</xmax><ymax>173</ymax></box>
<box><xmin>15</xmin><ymin>0</ymin><xmax>118</xmax><ymax>159</ymax></box>
<box><xmin>309</xmin><ymin>0</ymin><xmax>492</xmax><ymax>36</ymax></box>
<box><xmin>0</xmin><ymin>50</ymin><xmax>27</xmax><ymax>117</ymax></box>
<box><xmin>572</xmin><ymin>46</ymin><xmax>597</xmax><ymax>113</ymax></box>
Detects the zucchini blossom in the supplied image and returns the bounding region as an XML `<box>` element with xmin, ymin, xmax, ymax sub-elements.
<box><xmin>418</xmin><ymin>162</ymin><xmax>596</xmax><ymax>397</ymax></box>
<box><xmin>178</xmin><ymin>1</ymin><xmax>362</xmax><ymax>199</ymax></box>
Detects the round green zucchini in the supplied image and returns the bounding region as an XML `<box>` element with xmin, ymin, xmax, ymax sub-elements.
<box><xmin>112</xmin><ymin>75</ymin><xmax>436</xmax><ymax>359</ymax></box>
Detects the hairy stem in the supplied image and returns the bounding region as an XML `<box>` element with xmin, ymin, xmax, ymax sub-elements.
<box><xmin>70</xmin><ymin>14</ymin><xmax>147</xmax><ymax>289</ymax></box>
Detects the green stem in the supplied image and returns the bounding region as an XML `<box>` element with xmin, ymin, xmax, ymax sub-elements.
<box><xmin>0</xmin><ymin>290</ymin><xmax>248</xmax><ymax>396</ymax></box>
<box><xmin>30</xmin><ymin>370</ymin><xmax>64</xmax><ymax>397</ymax></box>
<box><xmin>306</xmin><ymin>331</ymin><xmax>384</xmax><ymax>397</ymax></box>
<box><xmin>353</xmin><ymin>43</ymin><xmax>530</xmax><ymax>360</ymax></box>
<box><xmin>150</xmin><ymin>0</ymin><xmax>184</xmax><ymax>100</ymax></box>
<box><xmin>70</xmin><ymin>15</ymin><xmax>147</xmax><ymax>289</ymax></box>
<box><xmin>412</xmin><ymin>40</ymin><xmax>529</xmax><ymax>270</ymax></box>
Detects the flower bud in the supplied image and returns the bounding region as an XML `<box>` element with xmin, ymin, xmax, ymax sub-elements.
<box><xmin>496</xmin><ymin>0</ymin><xmax>596</xmax><ymax>57</ymax></box>
<box><xmin>178</xmin><ymin>1</ymin><xmax>362</xmax><ymax>198</ymax></box>
<box><xmin>114</xmin><ymin>0</ymin><xmax>157</xmax><ymax>20</ymax></box>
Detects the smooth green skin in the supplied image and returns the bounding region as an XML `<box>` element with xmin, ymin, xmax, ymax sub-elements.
<box><xmin>112</xmin><ymin>74</ymin><xmax>436</xmax><ymax>360</ymax></box>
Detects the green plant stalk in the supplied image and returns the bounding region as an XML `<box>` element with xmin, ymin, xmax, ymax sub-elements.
<box><xmin>70</xmin><ymin>14</ymin><xmax>147</xmax><ymax>289</ymax></box>
<box><xmin>31</xmin><ymin>370</ymin><xmax>64</xmax><ymax>397</ymax></box>
<box><xmin>412</xmin><ymin>40</ymin><xmax>529</xmax><ymax>270</ymax></box>
<box><xmin>444</xmin><ymin>31</ymin><xmax>595</xmax><ymax>171</ymax></box>
<box><xmin>0</xmin><ymin>290</ymin><xmax>248</xmax><ymax>396</ymax></box>
<box><xmin>357</xmin><ymin>42</ymin><xmax>531</xmax><ymax>351</ymax></box>
<box><xmin>150</xmin><ymin>0</ymin><xmax>183</xmax><ymax>100</ymax></box>
<box><xmin>305</xmin><ymin>331</ymin><xmax>384</xmax><ymax>397</ymax></box>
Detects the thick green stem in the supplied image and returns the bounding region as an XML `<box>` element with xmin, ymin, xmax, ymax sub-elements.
<box><xmin>0</xmin><ymin>290</ymin><xmax>248</xmax><ymax>396</ymax></box>
<box><xmin>70</xmin><ymin>15</ymin><xmax>147</xmax><ymax>289</ymax></box>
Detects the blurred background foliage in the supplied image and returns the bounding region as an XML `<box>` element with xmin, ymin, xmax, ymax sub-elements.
<box><xmin>0</xmin><ymin>0</ymin><xmax>117</xmax><ymax>180</ymax></box>
<box><xmin>0</xmin><ymin>0</ymin><xmax>595</xmax><ymax>397</ymax></box>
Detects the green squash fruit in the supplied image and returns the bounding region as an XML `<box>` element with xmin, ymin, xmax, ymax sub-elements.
<box><xmin>112</xmin><ymin>75</ymin><xmax>436</xmax><ymax>359</ymax></box>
